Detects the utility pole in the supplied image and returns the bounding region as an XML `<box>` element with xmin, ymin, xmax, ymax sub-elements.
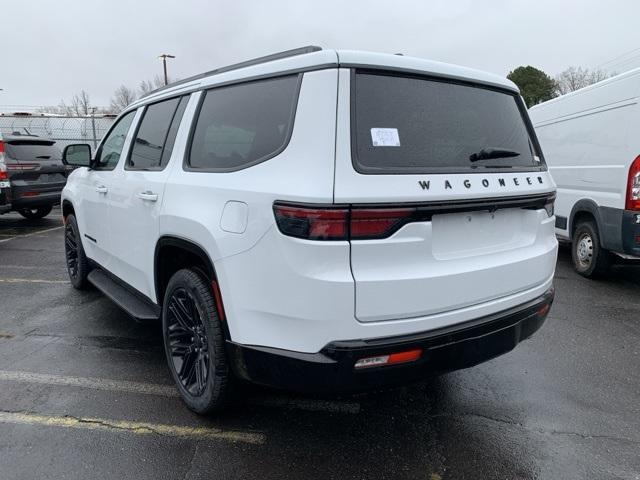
<box><xmin>158</xmin><ymin>54</ymin><xmax>175</xmax><ymax>86</ymax></box>
<box><xmin>90</xmin><ymin>107</ymin><xmax>97</xmax><ymax>149</ymax></box>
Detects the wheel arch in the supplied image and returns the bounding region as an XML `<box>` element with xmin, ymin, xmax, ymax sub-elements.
<box><xmin>62</xmin><ymin>199</ymin><xmax>75</xmax><ymax>218</ymax></box>
<box><xmin>569</xmin><ymin>199</ymin><xmax>602</xmax><ymax>241</ymax></box>
<box><xmin>154</xmin><ymin>236</ymin><xmax>217</xmax><ymax>306</ymax></box>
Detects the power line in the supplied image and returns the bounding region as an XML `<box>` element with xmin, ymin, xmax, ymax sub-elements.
<box><xmin>603</xmin><ymin>53</ymin><xmax>640</xmax><ymax>73</ymax></box>
<box><xmin>597</xmin><ymin>46</ymin><xmax>640</xmax><ymax>69</ymax></box>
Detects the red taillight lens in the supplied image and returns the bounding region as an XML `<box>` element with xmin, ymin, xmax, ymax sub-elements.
<box><xmin>350</xmin><ymin>208</ymin><xmax>414</xmax><ymax>239</ymax></box>
<box><xmin>0</xmin><ymin>141</ymin><xmax>4</xmax><ymax>154</ymax></box>
<box><xmin>273</xmin><ymin>204</ymin><xmax>349</xmax><ymax>240</ymax></box>
<box><xmin>626</xmin><ymin>155</ymin><xmax>640</xmax><ymax>211</ymax></box>
<box><xmin>273</xmin><ymin>203</ymin><xmax>416</xmax><ymax>241</ymax></box>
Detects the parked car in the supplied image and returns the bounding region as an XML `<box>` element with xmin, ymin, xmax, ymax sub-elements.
<box><xmin>529</xmin><ymin>69</ymin><xmax>640</xmax><ymax>277</ymax></box>
<box><xmin>61</xmin><ymin>47</ymin><xmax>557</xmax><ymax>414</ymax></box>
<box><xmin>0</xmin><ymin>132</ymin><xmax>67</xmax><ymax>219</ymax></box>
<box><xmin>0</xmin><ymin>156</ymin><xmax>11</xmax><ymax>214</ymax></box>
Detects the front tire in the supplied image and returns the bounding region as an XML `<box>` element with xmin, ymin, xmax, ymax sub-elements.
<box><xmin>64</xmin><ymin>214</ymin><xmax>91</xmax><ymax>289</ymax></box>
<box><xmin>572</xmin><ymin>220</ymin><xmax>611</xmax><ymax>278</ymax></box>
<box><xmin>162</xmin><ymin>268</ymin><xmax>231</xmax><ymax>414</ymax></box>
<box><xmin>18</xmin><ymin>205</ymin><xmax>53</xmax><ymax>220</ymax></box>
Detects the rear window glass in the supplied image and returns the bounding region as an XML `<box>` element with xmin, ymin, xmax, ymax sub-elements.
<box><xmin>5</xmin><ymin>141</ymin><xmax>62</xmax><ymax>162</ymax></box>
<box><xmin>352</xmin><ymin>72</ymin><xmax>541</xmax><ymax>174</ymax></box>
<box><xmin>188</xmin><ymin>75</ymin><xmax>300</xmax><ymax>171</ymax></box>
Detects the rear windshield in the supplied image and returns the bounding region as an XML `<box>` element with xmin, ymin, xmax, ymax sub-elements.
<box><xmin>352</xmin><ymin>71</ymin><xmax>542</xmax><ymax>174</ymax></box>
<box><xmin>5</xmin><ymin>140</ymin><xmax>62</xmax><ymax>162</ymax></box>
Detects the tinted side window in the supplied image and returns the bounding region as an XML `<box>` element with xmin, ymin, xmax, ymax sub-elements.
<box><xmin>188</xmin><ymin>75</ymin><xmax>299</xmax><ymax>171</ymax></box>
<box><xmin>96</xmin><ymin>111</ymin><xmax>136</xmax><ymax>170</ymax></box>
<box><xmin>128</xmin><ymin>97</ymin><xmax>181</xmax><ymax>170</ymax></box>
<box><xmin>160</xmin><ymin>96</ymin><xmax>189</xmax><ymax>168</ymax></box>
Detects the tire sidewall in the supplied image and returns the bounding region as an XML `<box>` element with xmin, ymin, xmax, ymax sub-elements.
<box><xmin>65</xmin><ymin>214</ymin><xmax>89</xmax><ymax>288</ymax></box>
<box><xmin>162</xmin><ymin>269</ymin><xmax>227</xmax><ymax>413</ymax></box>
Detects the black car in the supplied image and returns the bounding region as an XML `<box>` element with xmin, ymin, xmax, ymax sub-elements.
<box><xmin>0</xmin><ymin>161</ymin><xmax>11</xmax><ymax>215</ymax></box>
<box><xmin>0</xmin><ymin>133</ymin><xmax>67</xmax><ymax>219</ymax></box>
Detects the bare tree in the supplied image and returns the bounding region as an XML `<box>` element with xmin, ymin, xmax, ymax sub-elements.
<box><xmin>138</xmin><ymin>75</ymin><xmax>174</xmax><ymax>97</ymax></box>
<box><xmin>138</xmin><ymin>79</ymin><xmax>156</xmax><ymax>96</ymax></box>
<box><xmin>110</xmin><ymin>85</ymin><xmax>137</xmax><ymax>113</ymax></box>
<box><xmin>555</xmin><ymin>67</ymin><xmax>610</xmax><ymax>95</ymax></box>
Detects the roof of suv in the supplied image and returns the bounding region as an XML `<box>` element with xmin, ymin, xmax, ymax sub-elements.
<box><xmin>0</xmin><ymin>133</ymin><xmax>55</xmax><ymax>143</ymax></box>
<box><xmin>130</xmin><ymin>46</ymin><xmax>518</xmax><ymax>110</ymax></box>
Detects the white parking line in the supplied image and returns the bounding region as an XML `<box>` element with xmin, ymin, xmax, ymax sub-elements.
<box><xmin>0</xmin><ymin>278</ymin><xmax>68</xmax><ymax>284</ymax></box>
<box><xmin>0</xmin><ymin>370</ymin><xmax>177</xmax><ymax>396</ymax></box>
<box><xmin>0</xmin><ymin>411</ymin><xmax>266</xmax><ymax>444</ymax></box>
<box><xmin>0</xmin><ymin>225</ymin><xmax>63</xmax><ymax>244</ymax></box>
<box><xmin>0</xmin><ymin>370</ymin><xmax>360</xmax><ymax>414</ymax></box>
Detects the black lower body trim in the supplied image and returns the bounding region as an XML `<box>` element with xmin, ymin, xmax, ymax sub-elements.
<box><xmin>227</xmin><ymin>288</ymin><xmax>554</xmax><ymax>393</ymax></box>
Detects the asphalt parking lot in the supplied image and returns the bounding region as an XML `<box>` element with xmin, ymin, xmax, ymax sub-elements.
<box><xmin>0</xmin><ymin>208</ymin><xmax>638</xmax><ymax>480</ymax></box>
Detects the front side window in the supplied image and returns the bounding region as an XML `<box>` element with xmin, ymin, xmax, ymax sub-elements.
<box><xmin>188</xmin><ymin>75</ymin><xmax>300</xmax><ymax>171</ymax></box>
<box><xmin>352</xmin><ymin>71</ymin><xmax>543</xmax><ymax>174</ymax></box>
<box><xmin>95</xmin><ymin>110</ymin><xmax>136</xmax><ymax>170</ymax></box>
<box><xmin>128</xmin><ymin>96</ymin><xmax>188</xmax><ymax>170</ymax></box>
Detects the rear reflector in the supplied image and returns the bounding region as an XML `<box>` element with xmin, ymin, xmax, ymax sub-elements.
<box><xmin>354</xmin><ymin>349</ymin><xmax>422</xmax><ymax>370</ymax></box>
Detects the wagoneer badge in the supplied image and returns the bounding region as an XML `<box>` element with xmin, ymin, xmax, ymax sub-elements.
<box><xmin>418</xmin><ymin>176</ymin><xmax>545</xmax><ymax>191</ymax></box>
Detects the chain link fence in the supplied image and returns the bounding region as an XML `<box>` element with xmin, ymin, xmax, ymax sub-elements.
<box><xmin>0</xmin><ymin>114</ymin><xmax>116</xmax><ymax>150</ymax></box>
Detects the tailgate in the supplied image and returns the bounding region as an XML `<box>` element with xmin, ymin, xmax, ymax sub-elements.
<box><xmin>334</xmin><ymin>68</ymin><xmax>557</xmax><ymax>322</ymax></box>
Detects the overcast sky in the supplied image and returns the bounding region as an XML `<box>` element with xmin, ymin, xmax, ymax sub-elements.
<box><xmin>1</xmin><ymin>0</ymin><xmax>638</xmax><ymax>109</ymax></box>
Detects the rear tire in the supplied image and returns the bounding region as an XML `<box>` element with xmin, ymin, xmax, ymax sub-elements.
<box><xmin>572</xmin><ymin>219</ymin><xmax>611</xmax><ymax>278</ymax></box>
<box><xmin>162</xmin><ymin>268</ymin><xmax>231</xmax><ymax>414</ymax></box>
<box><xmin>18</xmin><ymin>205</ymin><xmax>53</xmax><ymax>219</ymax></box>
<box><xmin>64</xmin><ymin>214</ymin><xmax>91</xmax><ymax>289</ymax></box>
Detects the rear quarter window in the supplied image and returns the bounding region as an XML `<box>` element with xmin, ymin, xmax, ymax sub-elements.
<box><xmin>187</xmin><ymin>75</ymin><xmax>301</xmax><ymax>171</ymax></box>
<box><xmin>352</xmin><ymin>71</ymin><xmax>543</xmax><ymax>174</ymax></box>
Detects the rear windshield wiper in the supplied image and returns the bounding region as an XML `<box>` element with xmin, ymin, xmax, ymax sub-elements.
<box><xmin>469</xmin><ymin>148</ymin><xmax>520</xmax><ymax>162</ymax></box>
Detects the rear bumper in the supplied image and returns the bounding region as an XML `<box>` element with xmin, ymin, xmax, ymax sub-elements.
<box><xmin>227</xmin><ymin>287</ymin><xmax>554</xmax><ymax>393</ymax></box>
<box><xmin>11</xmin><ymin>190</ymin><xmax>61</xmax><ymax>209</ymax></box>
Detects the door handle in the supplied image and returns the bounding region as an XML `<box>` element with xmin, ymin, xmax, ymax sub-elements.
<box><xmin>137</xmin><ymin>191</ymin><xmax>158</xmax><ymax>202</ymax></box>
<box><xmin>95</xmin><ymin>185</ymin><xmax>108</xmax><ymax>194</ymax></box>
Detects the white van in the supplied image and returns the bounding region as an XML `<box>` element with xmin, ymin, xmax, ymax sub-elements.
<box><xmin>61</xmin><ymin>47</ymin><xmax>557</xmax><ymax>413</ymax></box>
<box><xmin>529</xmin><ymin>69</ymin><xmax>640</xmax><ymax>277</ymax></box>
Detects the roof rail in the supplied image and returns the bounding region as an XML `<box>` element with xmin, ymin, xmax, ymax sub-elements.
<box><xmin>143</xmin><ymin>45</ymin><xmax>323</xmax><ymax>99</ymax></box>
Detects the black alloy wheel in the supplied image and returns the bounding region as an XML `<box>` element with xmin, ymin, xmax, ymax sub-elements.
<box><xmin>166</xmin><ymin>287</ymin><xmax>211</xmax><ymax>396</ymax></box>
<box><xmin>162</xmin><ymin>269</ymin><xmax>231</xmax><ymax>413</ymax></box>
<box><xmin>64</xmin><ymin>214</ymin><xmax>90</xmax><ymax>289</ymax></box>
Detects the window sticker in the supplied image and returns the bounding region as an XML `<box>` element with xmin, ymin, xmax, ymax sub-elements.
<box><xmin>371</xmin><ymin>128</ymin><xmax>401</xmax><ymax>147</ymax></box>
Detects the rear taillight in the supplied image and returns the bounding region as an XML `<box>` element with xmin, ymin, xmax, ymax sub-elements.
<box><xmin>273</xmin><ymin>203</ymin><xmax>416</xmax><ymax>240</ymax></box>
<box><xmin>626</xmin><ymin>155</ymin><xmax>640</xmax><ymax>211</ymax></box>
<box><xmin>0</xmin><ymin>142</ymin><xmax>6</xmax><ymax>180</ymax></box>
<box><xmin>273</xmin><ymin>204</ymin><xmax>349</xmax><ymax>240</ymax></box>
<box><xmin>350</xmin><ymin>208</ymin><xmax>415</xmax><ymax>239</ymax></box>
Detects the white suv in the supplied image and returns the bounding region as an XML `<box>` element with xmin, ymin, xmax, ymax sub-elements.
<box><xmin>61</xmin><ymin>47</ymin><xmax>558</xmax><ymax>414</ymax></box>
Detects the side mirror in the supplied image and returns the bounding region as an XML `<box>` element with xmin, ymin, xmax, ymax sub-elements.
<box><xmin>62</xmin><ymin>144</ymin><xmax>92</xmax><ymax>168</ymax></box>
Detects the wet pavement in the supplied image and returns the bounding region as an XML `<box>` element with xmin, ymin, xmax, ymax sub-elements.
<box><xmin>0</xmin><ymin>208</ymin><xmax>638</xmax><ymax>480</ymax></box>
